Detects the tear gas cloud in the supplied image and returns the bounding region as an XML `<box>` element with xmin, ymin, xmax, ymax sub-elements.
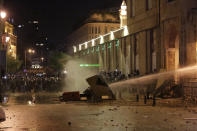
<box><xmin>63</xmin><ymin>58</ymin><xmax>97</xmax><ymax>93</ymax></box>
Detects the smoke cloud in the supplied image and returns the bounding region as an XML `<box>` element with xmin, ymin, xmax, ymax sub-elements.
<box><xmin>63</xmin><ymin>58</ymin><xmax>98</xmax><ymax>93</ymax></box>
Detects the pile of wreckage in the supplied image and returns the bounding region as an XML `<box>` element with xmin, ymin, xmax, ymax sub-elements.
<box><xmin>59</xmin><ymin>75</ymin><xmax>116</xmax><ymax>102</ymax></box>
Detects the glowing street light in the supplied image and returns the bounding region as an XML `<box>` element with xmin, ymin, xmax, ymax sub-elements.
<box><xmin>0</xmin><ymin>11</ymin><xmax>6</xmax><ymax>19</ymax></box>
<box><xmin>73</xmin><ymin>46</ymin><xmax>77</xmax><ymax>53</ymax></box>
<box><xmin>25</xmin><ymin>48</ymin><xmax>35</xmax><ymax>69</ymax></box>
<box><xmin>63</xmin><ymin>70</ymin><xmax>68</xmax><ymax>74</ymax></box>
<box><xmin>5</xmin><ymin>36</ymin><xmax>10</xmax><ymax>43</ymax></box>
<box><xmin>100</xmin><ymin>35</ymin><xmax>104</xmax><ymax>44</ymax></box>
<box><xmin>28</xmin><ymin>49</ymin><xmax>35</xmax><ymax>54</ymax></box>
<box><xmin>41</xmin><ymin>57</ymin><xmax>44</xmax><ymax>62</ymax></box>
<box><xmin>0</xmin><ymin>10</ymin><xmax>8</xmax><ymax>75</ymax></box>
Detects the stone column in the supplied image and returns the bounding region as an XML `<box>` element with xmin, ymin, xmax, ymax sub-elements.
<box><xmin>139</xmin><ymin>31</ymin><xmax>147</xmax><ymax>75</ymax></box>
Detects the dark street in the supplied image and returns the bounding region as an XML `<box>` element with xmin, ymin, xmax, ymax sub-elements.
<box><xmin>0</xmin><ymin>99</ymin><xmax>197</xmax><ymax>131</ymax></box>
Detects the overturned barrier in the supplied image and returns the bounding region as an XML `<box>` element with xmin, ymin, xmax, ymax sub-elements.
<box><xmin>86</xmin><ymin>75</ymin><xmax>116</xmax><ymax>101</ymax></box>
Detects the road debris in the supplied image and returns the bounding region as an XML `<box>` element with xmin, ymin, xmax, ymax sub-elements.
<box><xmin>60</xmin><ymin>75</ymin><xmax>115</xmax><ymax>102</ymax></box>
<box><xmin>68</xmin><ymin>122</ymin><xmax>72</xmax><ymax>126</ymax></box>
<box><xmin>184</xmin><ymin>118</ymin><xmax>197</xmax><ymax>120</ymax></box>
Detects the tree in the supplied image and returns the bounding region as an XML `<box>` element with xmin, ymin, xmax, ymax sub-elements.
<box><xmin>48</xmin><ymin>51</ymin><xmax>68</xmax><ymax>73</ymax></box>
<box><xmin>6</xmin><ymin>55</ymin><xmax>22</xmax><ymax>73</ymax></box>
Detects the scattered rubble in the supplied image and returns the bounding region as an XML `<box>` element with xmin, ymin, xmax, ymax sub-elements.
<box><xmin>164</xmin><ymin>118</ymin><xmax>168</xmax><ymax>122</ymax></box>
<box><xmin>60</xmin><ymin>75</ymin><xmax>115</xmax><ymax>102</ymax></box>
<box><xmin>184</xmin><ymin>118</ymin><xmax>197</xmax><ymax>120</ymax></box>
<box><xmin>68</xmin><ymin>122</ymin><xmax>72</xmax><ymax>126</ymax></box>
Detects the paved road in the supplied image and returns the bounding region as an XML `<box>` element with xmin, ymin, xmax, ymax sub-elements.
<box><xmin>0</xmin><ymin>101</ymin><xmax>197</xmax><ymax>131</ymax></box>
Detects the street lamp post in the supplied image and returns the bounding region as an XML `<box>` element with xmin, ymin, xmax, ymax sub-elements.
<box><xmin>41</xmin><ymin>57</ymin><xmax>44</xmax><ymax>62</ymax></box>
<box><xmin>0</xmin><ymin>11</ymin><xmax>6</xmax><ymax>19</ymax></box>
<box><xmin>25</xmin><ymin>49</ymin><xmax>35</xmax><ymax>69</ymax></box>
<box><xmin>40</xmin><ymin>57</ymin><xmax>44</xmax><ymax>69</ymax></box>
<box><xmin>25</xmin><ymin>51</ymin><xmax>27</xmax><ymax>70</ymax></box>
<box><xmin>0</xmin><ymin>10</ymin><xmax>7</xmax><ymax>77</ymax></box>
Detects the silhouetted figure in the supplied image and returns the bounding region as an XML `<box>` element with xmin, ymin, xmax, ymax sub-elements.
<box><xmin>147</xmin><ymin>92</ymin><xmax>150</xmax><ymax>99</ymax></box>
<box><xmin>0</xmin><ymin>94</ymin><xmax>2</xmax><ymax>103</ymax></box>
<box><xmin>134</xmin><ymin>70</ymin><xmax>140</xmax><ymax>76</ymax></box>
<box><xmin>144</xmin><ymin>95</ymin><xmax>147</xmax><ymax>104</ymax></box>
<box><xmin>136</xmin><ymin>94</ymin><xmax>139</xmax><ymax>102</ymax></box>
<box><xmin>152</xmin><ymin>95</ymin><xmax>156</xmax><ymax>106</ymax></box>
<box><xmin>68</xmin><ymin>121</ymin><xmax>72</xmax><ymax>126</ymax></box>
<box><xmin>136</xmin><ymin>70</ymin><xmax>140</xmax><ymax>75</ymax></box>
<box><xmin>0</xmin><ymin>69</ymin><xmax>5</xmax><ymax>78</ymax></box>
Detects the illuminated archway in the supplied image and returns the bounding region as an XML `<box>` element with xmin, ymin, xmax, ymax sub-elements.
<box><xmin>165</xmin><ymin>24</ymin><xmax>179</xmax><ymax>71</ymax></box>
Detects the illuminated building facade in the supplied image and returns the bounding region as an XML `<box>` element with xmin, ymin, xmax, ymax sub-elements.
<box><xmin>73</xmin><ymin>0</ymin><xmax>197</xmax><ymax>77</ymax></box>
<box><xmin>66</xmin><ymin>9</ymin><xmax>120</xmax><ymax>53</ymax></box>
<box><xmin>5</xmin><ymin>21</ymin><xmax>17</xmax><ymax>59</ymax></box>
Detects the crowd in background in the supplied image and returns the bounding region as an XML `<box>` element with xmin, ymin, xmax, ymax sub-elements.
<box><xmin>0</xmin><ymin>73</ymin><xmax>63</xmax><ymax>93</ymax></box>
<box><xmin>99</xmin><ymin>69</ymin><xmax>140</xmax><ymax>83</ymax></box>
<box><xmin>0</xmin><ymin>69</ymin><xmax>141</xmax><ymax>93</ymax></box>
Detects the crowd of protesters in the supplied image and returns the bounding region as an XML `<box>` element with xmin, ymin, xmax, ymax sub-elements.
<box><xmin>0</xmin><ymin>73</ymin><xmax>63</xmax><ymax>93</ymax></box>
<box><xmin>99</xmin><ymin>69</ymin><xmax>140</xmax><ymax>83</ymax></box>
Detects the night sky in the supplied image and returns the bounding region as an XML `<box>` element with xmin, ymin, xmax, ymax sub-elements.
<box><xmin>4</xmin><ymin>0</ymin><xmax>121</xmax><ymax>45</ymax></box>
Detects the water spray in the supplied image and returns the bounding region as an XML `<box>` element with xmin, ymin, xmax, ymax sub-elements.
<box><xmin>110</xmin><ymin>65</ymin><xmax>197</xmax><ymax>88</ymax></box>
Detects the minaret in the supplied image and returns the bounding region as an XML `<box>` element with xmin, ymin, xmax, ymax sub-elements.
<box><xmin>120</xmin><ymin>0</ymin><xmax>127</xmax><ymax>28</ymax></box>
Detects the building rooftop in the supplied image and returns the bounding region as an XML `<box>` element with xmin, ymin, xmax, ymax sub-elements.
<box><xmin>72</xmin><ymin>7</ymin><xmax>120</xmax><ymax>31</ymax></box>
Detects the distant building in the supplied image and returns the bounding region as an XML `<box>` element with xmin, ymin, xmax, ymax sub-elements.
<box><xmin>0</xmin><ymin>11</ymin><xmax>17</xmax><ymax>75</ymax></box>
<box><xmin>73</xmin><ymin>0</ymin><xmax>197</xmax><ymax>78</ymax></box>
<box><xmin>66</xmin><ymin>8</ymin><xmax>120</xmax><ymax>53</ymax></box>
<box><xmin>31</xmin><ymin>58</ymin><xmax>42</xmax><ymax>69</ymax></box>
<box><xmin>5</xmin><ymin>21</ymin><xmax>17</xmax><ymax>59</ymax></box>
<box><xmin>17</xmin><ymin>19</ymin><xmax>49</xmax><ymax>69</ymax></box>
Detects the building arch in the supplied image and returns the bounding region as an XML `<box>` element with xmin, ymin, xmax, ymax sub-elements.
<box><xmin>165</xmin><ymin>24</ymin><xmax>179</xmax><ymax>71</ymax></box>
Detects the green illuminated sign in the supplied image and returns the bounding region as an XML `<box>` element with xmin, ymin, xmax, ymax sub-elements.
<box><xmin>91</xmin><ymin>47</ymin><xmax>94</xmax><ymax>53</ymax></box>
<box><xmin>108</xmin><ymin>43</ymin><xmax>112</xmax><ymax>49</ymax></box>
<box><xmin>102</xmin><ymin>45</ymin><xmax>105</xmax><ymax>50</ymax></box>
<box><xmin>80</xmin><ymin>64</ymin><xmax>100</xmax><ymax>67</ymax></box>
<box><xmin>115</xmin><ymin>39</ymin><xmax>120</xmax><ymax>47</ymax></box>
<box><xmin>87</xmin><ymin>49</ymin><xmax>90</xmax><ymax>54</ymax></box>
<box><xmin>96</xmin><ymin>46</ymin><xmax>100</xmax><ymax>52</ymax></box>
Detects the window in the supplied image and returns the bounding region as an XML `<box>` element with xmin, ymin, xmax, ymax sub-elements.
<box><xmin>115</xmin><ymin>40</ymin><xmax>120</xmax><ymax>69</ymax></box>
<box><xmin>146</xmin><ymin>0</ymin><xmax>152</xmax><ymax>10</ymax></box>
<box><xmin>167</xmin><ymin>0</ymin><xmax>175</xmax><ymax>2</ymax></box>
<box><xmin>152</xmin><ymin>52</ymin><xmax>157</xmax><ymax>72</ymax></box>
<box><xmin>105</xmin><ymin>26</ymin><xmax>108</xmax><ymax>34</ymax></box>
<box><xmin>88</xmin><ymin>27</ymin><xmax>91</xmax><ymax>34</ymax></box>
<box><xmin>150</xmin><ymin>29</ymin><xmax>154</xmax><ymax>52</ymax></box>
<box><xmin>98</xmin><ymin>26</ymin><xmax>101</xmax><ymax>34</ymax></box>
<box><xmin>134</xmin><ymin>35</ymin><xmax>139</xmax><ymax>70</ymax></box>
<box><xmin>130</xmin><ymin>0</ymin><xmax>135</xmax><ymax>17</ymax></box>
<box><xmin>95</xmin><ymin>27</ymin><xmax>97</xmax><ymax>34</ymax></box>
<box><xmin>92</xmin><ymin>27</ymin><xmax>94</xmax><ymax>34</ymax></box>
<box><xmin>150</xmin><ymin>29</ymin><xmax>156</xmax><ymax>72</ymax></box>
<box><xmin>107</xmin><ymin>43</ymin><xmax>111</xmax><ymax>71</ymax></box>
